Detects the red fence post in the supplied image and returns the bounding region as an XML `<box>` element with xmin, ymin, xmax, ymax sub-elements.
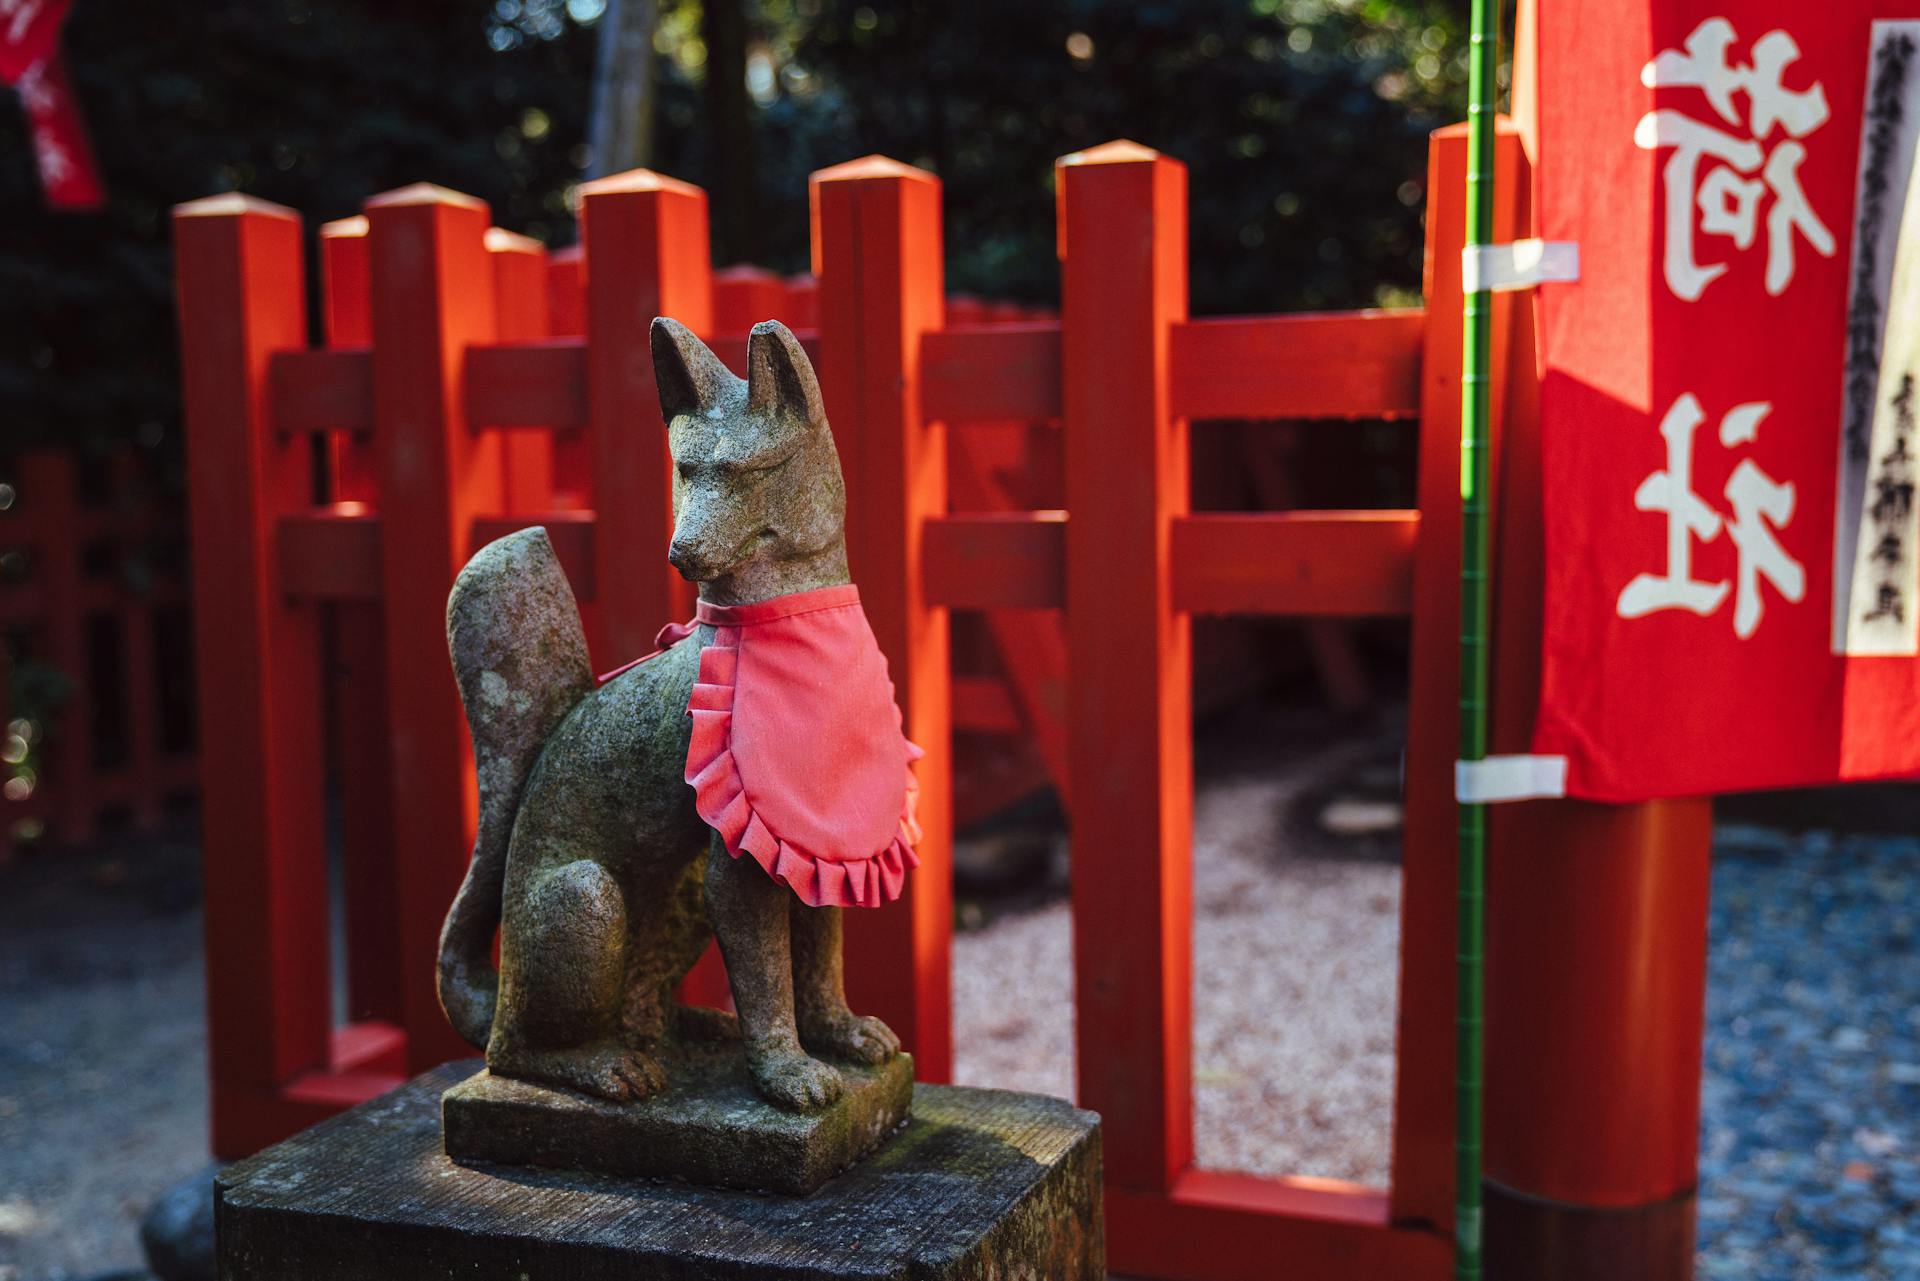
<box><xmin>486</xmin><ymin>227</ymin><xmax>556</xmax><ymax>512</ymax></box>
<box><xmin>319</xmin><ymin>216</ymin><xmax>377</xmax><ymax>503</ymax></box>
<box><xmin>172</xmin><ymin>194</ymin><xmax>332</xmax><ymax>1152</ymax></box>
<box><xmin>318</xmin><ymin>213</ymin><xmax>404</xmax><ymax>1029</ymax></box>
<box><xmin>1411</xmin><ymin>123</ymin><xmax>1714</xmax><ymax>1278</ymax></box>
<box><xmin>813</xmin><ymin>156</ymin><xmax>953</xmax><ymax>1080</ymax></box>
<box><xmin>1399</xmin><ymin>120</ymin><xmax>1529</xmax><ymax>1233</ymax></box>
<box><xmin>578</xmin><ymin>171</ymin><xmax>712</xmax><ymax>666</ymax></box>
<box><xmin>1057</xmin><ymin>140</ymin><xmax>1192</xmax><ymax>1193</ymax></box>
<box><xmin>364</xmin><ymin>184</ymin><xmax>503</xmax><ymax>1071</ymax></box>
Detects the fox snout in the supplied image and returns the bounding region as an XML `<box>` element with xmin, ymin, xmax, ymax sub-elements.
<box><xmin>667</xmin><ymin>534</ymin><xmax>721</xmax><ymax>581</ymax></box>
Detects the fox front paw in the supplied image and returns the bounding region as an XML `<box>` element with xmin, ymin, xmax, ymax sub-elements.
<box><xmin>799</xmin><ymin>1009</ymin><xmax>901</xmax><ymax>1066</ymax></box>
<box><xmin>749</xmin><ymin>1046</ymin><xmax>845</xmax><ymax>1112</ymax></box>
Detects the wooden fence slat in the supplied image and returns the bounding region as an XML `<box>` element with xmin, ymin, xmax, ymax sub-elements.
<box><xmin>946</xmin><ymin>420</ymin><xmax>1073</xmax><ymax>813</ymax></box>
<box><xmin>922</xmin><ymin>324</ymin><xmax>1062</xmax><ymax>422</ymax></box>
<box><xmin>951</xmin><ymin>675</ymin><xmax>1023</xmax><ymax>735</ymax></box>
<box><xmin>1169</xmin><ymin>311</ymin><xmax>1426</xmax><ymax>421</ymax></box>
<box><xmin>464</xmin><ymin>340</ymin><xmax>586</xmax><ymax>431</ymax></box>
<box><xmin>270</xmin><ymin>349</ymin><xmax>372</xmax><ymax>438</ymax></box>
<box><xmin>814</xmin><ymin>155</ymin><xmax>954</xmax><ymax>1080</ymax></box>
<box><xmin>1171</xmin><ymin>512</ymin><xmax>1419</xmax><ymax>616</ymax></box>
<box><xmin>365</xmin><ymin>183</ymin><xmax>502</xmax><ymax>1072</ymax></box>
<box><xmin>922</xmin><ymin>511</ymin><xmax>1065</xmax><ymax>609</ymax></box>
<box><xmin>1058</xmin><ymin>140</ymin><xmax>1193</xmax><ymax>1197</ymax></box>
<box><xmin>578</xmin><ymin>169</ymin><xmax>711</xmax><ymax>667</ymax></box>
<box><xmin>1107</xmin><ymin>1172</ymin><xmax>1449</xmax><ymax>1279</ymax></box>
<box><xmin>279</xmin><ymin>509</ymin><xmax>381</xmax><ymax>600</ymax></box>
<box><xmin>173</xmin><ymin>194</ymin><xmax>332</xmax><ymax>1149</ymax></box>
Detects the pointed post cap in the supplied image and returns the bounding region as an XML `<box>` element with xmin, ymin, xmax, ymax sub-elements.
<box><xmin>1053</xmin><ymin>140</ymin><xmax>1182</xmax><ymax>259</ymax></box>
<box><xmin>320</xmin><ymin>214</ymin><xmax>369</xmax><ymax>240</ymax></box>
<box><xmin>577</xmin><ymin>169</ymin><xmax>704</xmax><ymax>201</ymax></box>
<box><xmin>807</xmin><ymin>154</ymin><xmax>937</xmax><ymax>187</ymax></box>
<box><xmin>484</xmin><ymin>227</ymin><xmax>544</xmax><ymax>255</ymax></box>
<box><xmin>806</xmin><ymin>155</ymin><xmax>939</xmax><ymax>276</ymax></box>
<box><xmin>1056</xmin><ymin>139</ymin><xmax>1163</xmax><ymax>168</ymax></box>
<box><xmin>363</xmin><ymin>182</ymin><xmax>488</xmax><ymax>214</ymax></box>
<box><xmin>173</xmin><ymin>192</ymin><xmax>298</xmax><ymax>222</ymax></box>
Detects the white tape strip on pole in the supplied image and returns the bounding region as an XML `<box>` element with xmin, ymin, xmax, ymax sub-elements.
<box><xmin>1460</xmin><ymin>239</ymin><xmax>1580</xmax><ymax>293</ymax></box>
<box><xmin>1455</xmin><ymin>754</ymin><xmax>1570</xmax><ymax>804</ymax></box>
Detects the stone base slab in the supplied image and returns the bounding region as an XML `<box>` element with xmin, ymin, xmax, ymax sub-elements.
<box><xmin>215</xmin><ymin>1060</ymin><xmax>1104</xmax><ymax>1281</ymax></box>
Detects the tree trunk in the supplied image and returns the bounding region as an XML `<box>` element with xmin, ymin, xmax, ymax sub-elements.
<box><xmin>588</xmin><ymin>0</ymin><xmax>659</xmax><ymax>177</ymax></box>
<box><xmin>702</xmin><ymin>0</ymin><xmax>758</xmax><ymax>264</ymax></box>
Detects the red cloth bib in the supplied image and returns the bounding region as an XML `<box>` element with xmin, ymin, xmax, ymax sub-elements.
<box><xmin>600</xmin><ymin>585</ymin><xmax>921</xmax><ymax>909</ymax></box>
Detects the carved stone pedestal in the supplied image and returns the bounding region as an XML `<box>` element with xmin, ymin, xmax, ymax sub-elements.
<box><xmin>443</xmin><ymin>1047</ymin><xmax>914</xmax><ymax>1196</ymax></box>
<box><xmin>216</xmin><ymin>1060</ymin><xmax>1105</xmax><ymax>1280</ymax></box>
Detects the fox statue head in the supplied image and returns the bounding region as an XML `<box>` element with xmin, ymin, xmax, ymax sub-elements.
<box><xmin>649</xmin><ymin>317</ymin><xmax>850</xmax><ymax>606</ymax></box>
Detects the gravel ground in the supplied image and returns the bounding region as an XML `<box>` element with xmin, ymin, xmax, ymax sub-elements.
<box><xmin>953</xmin><ymin>705</ymin><xmax>1403</xmax><ymax>1184</ymax></box>
<box><xmin>0</xmin><ymin>835</ymin><xmax>206</xmax><ymax>1281</ymax></box>
<box><xmin>1697</xmin><ymin>825</ymin><xmax>1920</xmax><ymax>1281</ymax></box>
<box><xmin>2</xmin><ymin>721</ymin><xmax>1917</xmax><ymax>1279</ymax></box>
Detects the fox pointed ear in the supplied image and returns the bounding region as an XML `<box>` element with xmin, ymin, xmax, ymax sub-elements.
<box><xmin>650</xmin><ymin>317</ymin><xmax>734</xmax><ymax>421</ymax></box>
<box><xmin>746</xmin><ymin>320</ymin><xmax>825</xmax><ymax>427</ymax></box>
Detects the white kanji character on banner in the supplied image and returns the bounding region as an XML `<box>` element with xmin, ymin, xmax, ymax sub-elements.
<box><xmin>1618</xmin><ymin>393</ymin><xmax>1805</xmax><ymax>638</ymax></box>
<box><xmin>1618</xmin><ymin>393</ymin><xmax>1731</xmax><ymax>619</ymax></box>
<box><xmin>1634</xmin><ymin>17</ymin><xmax>1835</xmax><ymax>300</ymax></box>
<box><xmin>1717</xmin><ymin>403</ymin><xmax>1805</xmax><ymax>637</ymax></box>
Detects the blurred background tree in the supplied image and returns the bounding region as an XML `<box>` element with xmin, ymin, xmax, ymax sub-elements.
<box><xmin>1</xmin><ymin>0</ymin><xmax>1472</xmax><ymax>462</ymax></box>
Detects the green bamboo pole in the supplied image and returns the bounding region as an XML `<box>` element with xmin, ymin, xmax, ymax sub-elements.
<box><xmin>1455</xmin><ymin>0</ymin><xmax>1499</xmax><ymax>1277</ymax></box>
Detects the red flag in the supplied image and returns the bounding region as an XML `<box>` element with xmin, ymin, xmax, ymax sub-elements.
<box><xmin>0</xmin><ymin>0</ymin><xmax>70</xmax><ymax>81</ymax></box>
<box><xmin>2</xmin><ymin>1</ymin><xmax>102</xmax><ymax>211</ymax></box>
<box><xmin>15</xmin><ymin>53</ymin><xmax>101</xmax><ymax>209</ymax></box>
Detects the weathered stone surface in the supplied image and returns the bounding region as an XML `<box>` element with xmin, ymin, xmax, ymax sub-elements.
<box><xmin>439</xmin><ymin>318</ymin><xmax>903</xmax><ymax>1117</ymax></box>
<box><xmin>442</xmin><ymin>1046</ymin><xmax>914</xmax><ymax>1195</ymax></box>
<box><xmin>217</xmin><ymin>1062</ymin><xmax>1104</xmax><ymax>1281</ymax></box>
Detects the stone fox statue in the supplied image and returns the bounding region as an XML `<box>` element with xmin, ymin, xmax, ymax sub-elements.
<box><xmin>436</xmin><ymin>318</ymin><xmax>920</xmax><ymax>1113</ymax></box>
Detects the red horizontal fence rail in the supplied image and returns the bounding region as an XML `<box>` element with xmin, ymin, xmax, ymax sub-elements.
<box><xmin>174</xmin><ymin>126</ymin><xmax>1519</xmax><ymax>1279</ymax></box>
<box><xmin>0</xmin><ymin>451</ymin><xmax>196</xmax><ymax>860</ymax></box>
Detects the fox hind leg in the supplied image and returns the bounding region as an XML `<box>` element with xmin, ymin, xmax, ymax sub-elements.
<box><xmin>488</xmin><ymin>858</ymin><xmax>666</xmax><ymax>1102</ymax></box>
<box><xmin>620</xmin><ymin>855</ymin><xmax>729</xmax><ymax>1050</ymax></box>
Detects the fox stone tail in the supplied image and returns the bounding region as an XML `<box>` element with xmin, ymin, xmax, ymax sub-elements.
<box><xmin>438</xmin><ymin>527</ymin><xmax>594</xmax><ymax>1049</ymax></box>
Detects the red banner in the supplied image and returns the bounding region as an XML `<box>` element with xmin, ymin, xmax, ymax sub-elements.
<box><xmin>15</xmin><ymin>52</ymin><xmax>100</xmax><ymax>209</ymax></box>
<box><xmin>1533</xmin><ymin>3</ymin><xmax>1920</xmax><ymax>799</ymax></box>
<box><xmin>0</xmin><ymin>0</ymin><xmax>68</xmax><ymax>81</ymax></box>
<box><xmin>2</xmin><ymin>0</ymin><xmax>101</xmax><ymax>210</ymax></box>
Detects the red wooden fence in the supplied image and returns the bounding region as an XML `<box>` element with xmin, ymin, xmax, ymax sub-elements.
<box><xmin>0</xmin><ymin>450</ymin><xmax>196</xmax><ymax>861</ymax></box>
<box><xmin>171</xmin><ymin>126</ymin><xmax>1580</xmax><ymax>1280</ymax></box>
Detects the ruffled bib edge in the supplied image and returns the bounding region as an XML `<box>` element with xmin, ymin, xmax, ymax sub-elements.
<box><xmin>684</xmin><ymin>629</ymin><xmax>923</xmax><ymax>909</ymax></box>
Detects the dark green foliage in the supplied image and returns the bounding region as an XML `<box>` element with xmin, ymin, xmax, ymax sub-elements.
<box><xmin>0</xmin><ymin>0</ymin><xmax>1466</xmax><ymax>458</ymax></box>
<box><xmin>0</xmin><ymin>0</ymin><xmax>613</xmax><ymax>459</ymax></box>
<box><xmin>760</xmin><ymin>0</ymin><xmax>1470</xmax><ymax>310</ymax></box>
